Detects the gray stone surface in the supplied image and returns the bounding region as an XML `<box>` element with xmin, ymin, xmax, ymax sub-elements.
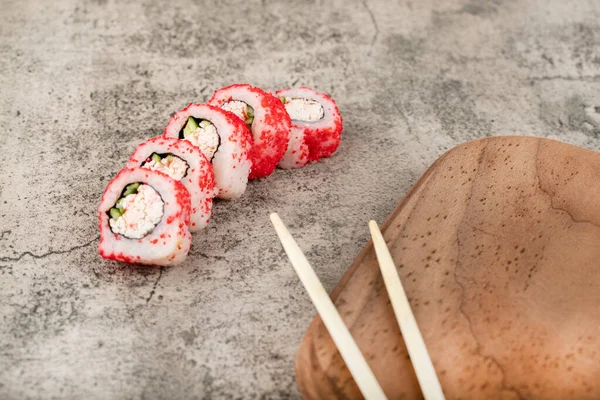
<box><xmin>1</xmin><ymin>0</ymin><xmax>600</xmax><ymax>398</ymax></box>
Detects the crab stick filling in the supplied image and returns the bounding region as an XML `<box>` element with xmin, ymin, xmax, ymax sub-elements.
<box><xmin>108</xmin><ymin>183</ymin><xmax>164</xmax><ymax>239</ymax></box>
<box><xmin>180</xmin><ymin>117</ymin><xmax>220</xmax><ymax>162</ymax></box>
<box><xmin>221</xmin><ymin>100</ymin><xmax>255</xmax><ymax>127</ymax></box>
<box><xmin>281</xmin><ymin>97</ymin><xmax>324</xmax><ymax>122</ymax></box>
<box><xmin>141</xmin><ymin>153</ymin><xmax>189</xmax><ymax>181</ymax></box>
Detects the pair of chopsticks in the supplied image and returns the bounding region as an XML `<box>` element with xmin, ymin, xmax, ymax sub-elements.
<box><xmin>270</xmin><ymin>213</ymin><xmax>445</xmax><ymax>400</ymax></box>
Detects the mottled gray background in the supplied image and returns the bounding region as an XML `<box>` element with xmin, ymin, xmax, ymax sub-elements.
<box><xmin>1</xmin><ymin>0</ymin><xmax>599</xmax><ymax>398</ymax></box>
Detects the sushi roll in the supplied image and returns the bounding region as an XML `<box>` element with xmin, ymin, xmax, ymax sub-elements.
<box><xmin>163</xmin><ymin>104</ymin><xmax>252</xmax><ymax>199</ymax></box>
<box><xmin>98</xmin><ymin>167</ymin><xmax>192</xmax><ymax>266</ymax></box>
<box><xmin>207</xmin><ymin>84</ymin><xmax>291</xmax><ymax>180</ymax></box>
<box><xmin>276</xmin><ymin>87</ymin><xmax>343</xmax><ymax>162</ymax></box>
<box><xmin>126</xmin><ymin>137</ymin><xmax>216</xmax><ymax>231</ymax></box>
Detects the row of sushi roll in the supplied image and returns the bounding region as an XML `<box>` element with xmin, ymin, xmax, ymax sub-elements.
<box><xmin>98</xmin><ymin>84</ymin><xmax>343</xmax><ymax>266</ymax></box>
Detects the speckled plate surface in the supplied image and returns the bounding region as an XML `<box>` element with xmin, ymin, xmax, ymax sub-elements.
<box><xmin>297</xmin><ymin>137</ymin><xmax>600</xmax><ymax>399</ymax></box>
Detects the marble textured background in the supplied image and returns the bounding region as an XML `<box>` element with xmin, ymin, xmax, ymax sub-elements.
<box><xmin>1</xmin><ymin>0</ymin><xmax>599</xmax><ymax>398</ymax></box>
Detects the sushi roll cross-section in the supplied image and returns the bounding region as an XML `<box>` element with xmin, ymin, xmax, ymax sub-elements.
<box><xmin>98</xmin><ymin>167</ymin><xmax>192</xmax><ymax>266</ymax></box>
<box><xmin>208</xmin><ymin>84</ymin><xmax>291</xmax><ymax>180</ymax></box>
<box><xmin>277</xmin><ymin>87</ymin><xmax>343</xmax><ymax>163</ymax></box>
<box><xmin>164</xmin><ymin>104</ymin><xmax>252</xmax><ymax>199</ymax></box>
<box><xmin>127</xmin><ymin>137</ymin><xmax>216</xmax><ymax>231</ymax></box>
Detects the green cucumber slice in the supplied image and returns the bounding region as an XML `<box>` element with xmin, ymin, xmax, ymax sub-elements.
<box><xmin>245</xmin><ymin>116</ymin><xmax>254</xmax><ymax>125</ymax></box>
<box><xmin>122</xmin><ymin>182</ymin><xmax>140</xmax><ymax>197</ymax></box>
<box><xmin>183</xmin><ymin>116</ymin><xmax>199</xmax><ymax>138</ymax></box>
<box><xmin>246</xmin><ymin>106</ymin><xmax>254</xmax><ymax>117</ymax></box>
<box><xmin>280</xmin><ymin>96</ymin><xmax>286</xmax><ymax>103</ymax></box>
<box><xmin>110</xmin><ymin>207</ymin><xmax>123</xmax><ymax>220</ymax></box>
<box><xmin>151</xmin><ymin>153</ymin><xmax>161</xmax><ymax>163</ymax></box>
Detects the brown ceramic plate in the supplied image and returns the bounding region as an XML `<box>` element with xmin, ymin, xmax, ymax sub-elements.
<box><xmin>296</xmin><ymin>136</ymin><xmax>600</xmax><ymax>400</ymax></box>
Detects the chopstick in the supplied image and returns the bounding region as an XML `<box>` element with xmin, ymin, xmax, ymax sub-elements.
<box><xmin>270</xmin><ymin>213</ymin><xmax>387</xmax><ymax>400</ymax></box>
<box><xmin>368</xmin><ymin>220</ymin><xmax>445</xmax><ymax>400</ymax></box>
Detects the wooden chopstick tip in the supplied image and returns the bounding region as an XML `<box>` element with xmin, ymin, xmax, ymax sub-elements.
<box><xmin>270</xmin><ymin>213</ymin><xmax>285</xmax><ymax>231</ymax></box>
<box><xmin>368</xmin><ymin>221</ymin><xmax>384</xmax><ymax>241</ymax></box>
